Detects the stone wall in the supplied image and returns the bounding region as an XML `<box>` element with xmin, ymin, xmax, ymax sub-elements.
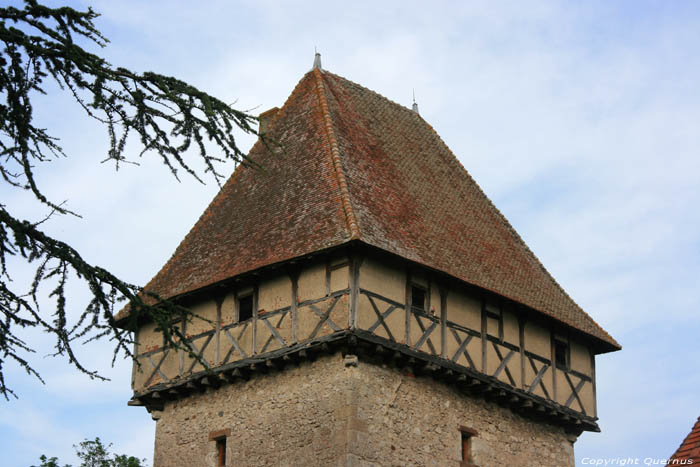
<box><xmin>152</xmin><ymin>353</ymin><xmax>575</xmax><ymax>466</ymax></box>
<box><xmin>347</xmin><ymin>358</ymin><xmax>576</xmax><ymax>467</ymax></box>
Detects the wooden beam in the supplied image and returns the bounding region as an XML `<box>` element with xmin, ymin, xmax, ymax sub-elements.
<box><xmin>518</xmin><ymin>313</ymin><xmax>526</xmax><ymax>390</ymax></box>
<box><xmin>519</xmin><ymin>399</ymin><xmax>533</xmax><ymax>410</ymax></box>
<box><xmin>290</xmin><ymin>269</ymin><xmax>299</xmax><ymax>344</ymax></box>
<box><xmin>230</xmin><ymin>368</ymin><xmax>249</xmax><ymax>381</ymax></box>
<box><xmin>127</xmin><ymin>398</ymin><xmax>144</xmax><ymax>407</ymax></box>
<box><xmin>185</xmin><ymin>381</ymin><xmax>204</xmax><ymax>393</ymax></box>
<box><xmin>266</xmin><ymin>359</ymin><xmax>282</xmax><ymax>371</ymax></box>
<box><xmin>349</xmin><ymin>255</ymin><xmax>362</xmax><ymax>329</ymax></box>
<box><xmin>200</xmin><ymin>375</ymin><xmax>223</xmax><ymax>389</ymax></box>
<box><xmin>440</xmin><ymin>287</ymin><xmax>447</xmax><ymax>358</ymax></box>
<box><xmin>481</xmin><ymin>298</ymin><xmax>487</xmax><ymax>374</ymax></box>
<box><xmin>405</xmin><ymin>269</ymin><xmax>411</xmax><ymax>347</ymax></box>
<box><xmin>128</xmin><ymin>330</ymin><xmax>602</xmax><ymax>434</ymax></box>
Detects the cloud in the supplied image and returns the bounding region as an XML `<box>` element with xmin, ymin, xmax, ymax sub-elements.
<box><xmin>2</xmin><ymin>1</ymin><xmax>699</xmax><ymax>466</ymax></box>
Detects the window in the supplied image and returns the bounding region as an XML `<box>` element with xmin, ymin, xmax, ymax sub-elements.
<box><xmin>554</xmin><ymin>338</ymin><xmax>569</xmax><ymax>370</ymax></box>
<box><xmin>461</xmin><ymin>431</ymin><xmax>471</xmax><ymax>462</ymax></box>
<box><xmin>216</xmin><ymin>438</ymin><xmax>226</xmax><ymax>467</ymax></box>
<box><xmin>411</xmin><ymin>285</ymin><xmax>426</xmax><ymax>312</ymax></box>
<box><xmin>238</xmin><ymin>294</ymin><xmax>254</xmax><ymax>322</ymax></box>
<box><xmin>208</xmin><ymin>429</ymin><xmax>230</xmax><ymax>467</ymax></box>
<box><xmin>459</xmin><ymin>426</ymin><xmax>478</xmax><ymax>466</ymax></box>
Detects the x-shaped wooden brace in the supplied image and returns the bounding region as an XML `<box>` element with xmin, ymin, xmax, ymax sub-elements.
<box><xmin>259</xmin><ymin>311</ymin><xmax>289</xmax><ymax>354</ymax></box>
<box><xmin>184</xmin><ymin>333</ymin><xmax>213</xmax><ymax>373</ymax></box>
<box><xmin>449</xmin><ymin>328</ymin><xmax>476</xmax><ymax>369</ymax></box>
<box><xmin>366</xmin><ymin>295</ymin><xmax>396</xmax><ymax>342</ymax></box>
<box><xmin>564</xmin><ymin>372</ymin><xmax>587</xmax><ymax>414</ymax></box>
<box><xmin>526</xmin><ymin>355</ymin><xmax>551</xmax><ymax>399</ymax></box>
<box><xmin>491</xmin><ymin>341</ymin><xmax>517</xmax><ymax>386</ymax></box>
<box><xmin>221</xmin><ymin>321</ymin><xmax>250</xmax><ymax>364</ymax></box>
<box><xmin>307</xmin><ymin>296</ymin><xmax>341</xmax><ymax>340</ymax></box>
<box><xmin>143</xmin><ymin>349</ymin><xmax>170</xmax><ymax>387</ymax></box>
<box><xmin>411</xmin><ymin>312</ymin><xmax>438</xmax><ymax>355</ymax></box>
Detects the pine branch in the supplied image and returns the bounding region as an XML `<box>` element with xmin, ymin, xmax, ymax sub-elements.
<box><xmin>0</xmin><ymin>0</ymin><xmax>259</xmax><ymax>397</ymax></box>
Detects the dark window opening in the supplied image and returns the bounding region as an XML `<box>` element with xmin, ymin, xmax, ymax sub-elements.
<box><xmin>238</xmin><ymin>294</ymin><xmax>253</xmax><ymax>322</ymax></box>
<box><xmin>554</xmin><ymin>339</ymin><xmax>569</xmax><ymax>369</ymax></box>
<box><xmin>460</xmin><ymin>427</ymin><xmax>477</xmax><ymax>465</ymax></box>
<box><xmin>411</xmin><ymin>285</ymin><xmax>426</xmax><ymax>311</ymax></box>
<box><xmin>216</xmin><ymin>437</ymin><xmax>226</xmax><ymax>467</ymax></box>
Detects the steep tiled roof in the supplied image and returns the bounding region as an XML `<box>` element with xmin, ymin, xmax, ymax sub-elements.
<box><xmin>668</xmin><ymin>416</ymin><xmax>700</xmax><ymax>466</ymax></box>
<box><xmin>117</xmin><ymin>67</ymin><xmax>619</xmax><ymax>351</ymax></box>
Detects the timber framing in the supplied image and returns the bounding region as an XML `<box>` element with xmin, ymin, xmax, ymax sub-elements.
<box><xmin>129</xmin><ymin>328</ymin><xmax>599</xmax><ymax>436</ymax></box>
<box><xmin>118</xmin><ymin>243</ymin><xmax>617</xmax><ymax>355</ymax></box>
<box><xmin>130</xmin><ymin>248</ymin><xmax>600</xmax><ymax>432</ymax></box>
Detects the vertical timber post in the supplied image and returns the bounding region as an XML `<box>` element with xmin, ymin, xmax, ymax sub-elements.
<box><xmin>591</xmin><ymin>352</ymin><xmax>597</xmax><ymax>418</ymax></box>
<box><xmin>518</xmin><ymin>313</ymin><xmax>526</xmax><ymax>390</ymax></box>
<box><xmin>253</xmin><ymin>284</ymin><xmax>259</xmax><ymax>354</ymax></box>
<box><xmin>405</xmin><ymin>269</ymin><xmax>412</xmax><ymax>346</ymax></box>
<box><xmin>214</xmin><ymin>295</ymin><xmax>223</xmax><ymax>367</ymax></box>
<box><xmin>480</xmin><ymin>298</ymin><xmax>487</xmax><ymax>374</ymax></box>
<box><xmin>179</xmin><ymin>315</ymin><xmax>186</xmax><ymax>377</ymax></box>
<box><xmin>131</xmin><ymin>333</ymin><xmax>138</xmax><ymax>388</ymax></box>
<box><xmin>550</xmin><ymin>330</ymin><xmax>557</xmax><ymax>403</ymax></box>
<box><xmin>290</xmin><ymin>269</ymin><xmax>299</xmax><ymax>344</ymax></box>
<box><xmin>440</xmin><ymin>287</ymin><xmax>448</xmax><ymax>358</ymax></box>
<box><xmin>349</xmin><ymin>255</ymin><xmax>362</xmax><ymax>329</ymax></box>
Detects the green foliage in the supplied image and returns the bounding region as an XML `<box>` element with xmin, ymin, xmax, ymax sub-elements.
<box><xmin>0</xmin><ymin>1</ymin><xmax>258</xmax><ymax>398</ymax></box>
<box><xmin>34</xmin><ymin>455</ymin><xmax>69</xmax><ymax>467</ymax></box>
<box><xmin>33</xmin><ymin>437</ymin><xmax>146</xmax><ymax>467</ymax></box>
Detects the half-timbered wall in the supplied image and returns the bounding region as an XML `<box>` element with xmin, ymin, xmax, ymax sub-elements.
<box><xmin>132</xmin><ymin>252</ymin><xmax>596</xmax><ymax>417</ymax></box>
<box><xmin>355</xmin><ymin>256</ymin><xmax>597</xmax><ymax>418</ymax></box>
<box><xmin>132</xmin><ymin>257</ymin><xmax>351</xmax><ymax>393</ymax></box>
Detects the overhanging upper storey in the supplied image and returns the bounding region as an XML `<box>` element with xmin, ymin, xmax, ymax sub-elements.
<box><xmin>116</xmin><ymin>65</ymin><xmax>619</xmax><ymax>354</ymax></box>
<box><xmin>128</xmin><ymin>247</ymin><xmax>606</xmax><ymax>434</ymax></box>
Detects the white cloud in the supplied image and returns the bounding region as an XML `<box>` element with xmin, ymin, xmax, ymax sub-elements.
<box><xmin>2</xmin><ymin>1</ymin><xmax>699</xmax><ymax>466</ymax></box>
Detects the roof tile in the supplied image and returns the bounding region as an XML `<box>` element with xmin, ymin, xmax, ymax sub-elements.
<box><xmin>116</xmin><ymin>68</ymin><xmax>619</xmax><ymax>351</ymax></box>
<box><xmin>668</xmin><ymin>416</ymin><xmax>700</xmax><ymax>465</ymax></box>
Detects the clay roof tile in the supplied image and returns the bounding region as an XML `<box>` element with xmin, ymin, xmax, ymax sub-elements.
<box><xmin>115</xmin><ymin>68</ymin><xmax>619</xmax><ymax>351</ymax></box>
<box><xmin>668</xmin><ymin>416</ymin><xmax>700</xmax><ymax>465</ymax></box>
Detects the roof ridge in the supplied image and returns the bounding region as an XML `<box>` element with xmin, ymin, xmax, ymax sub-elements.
<box><xmin>118</xmin><ymin>67</ymin><xmax>618</xmax><ymax>350</ymax></box>
<box><xmin>325</xmin><ymin>71</ymin><xmax>421</xmax><ymax>121</ymax></box>
<box><xmin>419</xmin><ymin>118</ymin><xmax>619</xmax><ymax>347</ymax></box>
<box><xmin>312</xmin><ymin>68</ymin><xmax>360</xmax><ymax>239</ymax></box>
<box><xmin>123</xmin><ymin>72</ymin><xmax>321</xmax><ymax>308</ymax></box>
<box><xmin>322</xmin><ymin>71</ymin><xmax>618</xmax><ymax>349</ymax></box>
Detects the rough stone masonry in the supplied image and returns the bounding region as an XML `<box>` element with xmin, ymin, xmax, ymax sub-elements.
<box><xmin>153</xmin><ymin>352</ymin><xmax>575</xmax><ymax>466</ymax></box>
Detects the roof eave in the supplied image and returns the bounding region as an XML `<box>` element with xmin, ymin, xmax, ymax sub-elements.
<box><xmin>116</xmin><ymin>239</ymin><xmax>620</xmax><ymax>353</ymax></box>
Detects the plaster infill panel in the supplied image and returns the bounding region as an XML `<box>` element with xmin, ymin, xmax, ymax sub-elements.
<box><xmin>186</xmin><ymin>299</ymin><xmax>218</xmax><ymax>336</ymax></box>
<box><xmin>446</xmin><ymin>289</ymin><xmax>481</xmax><ymax>332</ymax></box>
<box><xmin>358</xmin><ymin>257</ymin><xmax>405</xmax><ymax>304</ymax></box>
<box><xmin>219</xmin><ymin>293</ymin><xmax>236</xmax><ymax>327</ymax></box>
<box><xmin>330</xmin><ymin>263</ymin><xmax>349</xmax><ymax>293</ymax></box>
<box><xmin>137</xmin><ymin>321</ymin><xmax>163</xmax><ymax>355</ymax></box>
<box><xmin>257</xmin><ymin>274</ymin><xmax>292</xmax><ymax>314</ymax></box>
<box><xmin>298</xmin><ymin>263</ymin><xmax>326</xmax><ymax>303</ymax></box>
<box><xmin>569</xmin><ymin>339</ymin><xmax>591</xmax><ymax>376</ymax></box>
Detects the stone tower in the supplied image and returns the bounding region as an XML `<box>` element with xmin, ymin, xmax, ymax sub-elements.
<box><xmin>117</xmin><ymin>57</ymin><xmax>620</xmax><ymax>466</ymax></box>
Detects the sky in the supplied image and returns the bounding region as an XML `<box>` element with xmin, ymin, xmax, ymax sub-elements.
<box><xmin>1</xmin><ymin>1</ymin><xmax>699</xmax><ymax>466</ymax></box>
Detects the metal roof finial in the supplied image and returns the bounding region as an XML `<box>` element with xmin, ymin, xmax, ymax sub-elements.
<box><xmin>312</xmin><ymin>48</ymin><xmax>322</xmax><ymax>71</ymax></box>
<box><xmin>412</xmin><ymin>88</ymin><xmax>419</xmax><ymax>114</ymax></box>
